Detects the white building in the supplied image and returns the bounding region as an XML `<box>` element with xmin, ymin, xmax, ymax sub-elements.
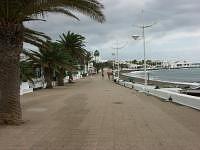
<box><xmin>191</xmin><ymin>63</ymin><xmax>200</xmax><ymax>68</ymax></box>
<box><xmin>161</xmin><ymin>61</ymin><xmax>170</xmax><ymax>68</ymax></box>
<box><xmin>159</xmin><ymin>60</ymin><xmax>192</xmax><ymax>69</ymax></box>
<box><xmin>169</xmin><ymin>61</ymin><xmax>191</xmax><ymax>68</ymax></box>
<box><xmin>128</xmin><ymin>64</ymin><xmax>138</xmax><ymax>69</ymax></box>
<box><xmin>87</xmin><ymin>61</ymin><xmax>96</xmax><ymax>74</ymax></box>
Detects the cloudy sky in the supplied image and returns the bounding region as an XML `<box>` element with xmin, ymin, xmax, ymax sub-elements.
<box><xmin>25</xmin><ymin>0</ymin><xmax>200</xmax><ymax>62</ymax></box>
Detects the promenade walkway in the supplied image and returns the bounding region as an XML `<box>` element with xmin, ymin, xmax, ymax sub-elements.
<box><xmin>0</xmin><ymin>75</ymin><xmax>200</xmax><ymax>150</ymax></box>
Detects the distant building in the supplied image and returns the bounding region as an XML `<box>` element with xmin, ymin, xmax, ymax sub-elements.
<box><xmin>128</xmin><ymin>64</ymin><xmax>138</xmax><ymax>69</ymax></box>
<box><xmin>156</xmin><ymin>60</ymin><xmax>192</xmax><ymax>69</ymax></box>
<box><xmin>87</xmin><ymin>61</ymin><xmax>96</xmax><ymax>74</ymax></box>
<box><xmin>169</xmin><ymin>61</ymin><xmax>191</xmax><ymax>68</ymax></box>
<box><xmin>191</xmin><ymin>63</ymin><xmax>200</xmax><ymax>68</ymax></box>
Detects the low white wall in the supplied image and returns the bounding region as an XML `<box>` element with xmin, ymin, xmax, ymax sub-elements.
<box><xmin>147</xmin><ymin>85</ymin><xmax>200</xmax><ymax>110</ymax></box>
<box><xmin>148</xmin><ymin>88</ymin><xmax>173</xmax><ymax>101</ymax></box>
<box><xmin>73</xmin><ymin>74</ymin><xmax>82</xmax><ymax>80</ymax></box>
<box><xmin>124</xmin><ymin>82</ymin><xmax>134</xmax><ymax>89</ymax></box>
<box><xmin>64</xmin><ymin>76</ymin><xmax>69</xmax><ymax>83</ymax></box>
<box><xmin>20</xmin><ymin>82</ymin><xmax>33</xmax><ymax>95</ymax></box>
<box><xmin>29</xmin><ymin>78</ymin><xmax>46</xmax><ymax>89</ymax></box>
<box><xmin>32</xmin><ymin>81</ymin><xmax>45</xmax><ymax>89</ymax></box>
<box><xmin>20</xmin><ymin>74</ymin><xmax>84</xmax><ymax>95</ymax></box>
<box><xmin>119</xmin><ymin>80</ymin><xmax>125</xmax><ymax>86</ymax></box>
<box><xmin>133</xmin><ymin>83</ymin><xmax>145</xmax><ymax>91</ymax></box>
<box><xmin>117</xmin><ymin>81</ymin><xmax>200</xmax><ymax>110</ymax></box>
<box><xmin>133</xmin><ymin>84</ymin><xmax>155</xmax><ymax>92</ymax></box>
<box><xmin>64</xmin><ymin>75</ymin><xmax>83</xmax><ymax>83</ymax></box>
<box><xmin>170</xmin><ymin>92</ymin><xmax>200</xmax><ymax>110</ymax></box>
<box><xmin>162</xmin><ymin>88</ymin><xmax>181</xmax><ymax>93</ymax></box>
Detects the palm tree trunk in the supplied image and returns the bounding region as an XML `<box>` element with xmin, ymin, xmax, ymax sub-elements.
<box><xmin>57</xmin><ymin>69</ymin><xmax>65</xmax><ymax>86</ymax></box>
<box><xmin>44</xmin><ymin>67</ymin><xmax>53</xmax><ymax>89</ymax></box>
<box><xmin>0</xmin><ymin>23</ymin><xmax>24</xmax><ymax>125</ymax></box>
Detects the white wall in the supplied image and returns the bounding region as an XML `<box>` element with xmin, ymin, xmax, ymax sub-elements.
<box><xmin>20</xmin><ymin>82</ymin><xmax>33</xmax><ymax>95</ymax></box>
<box><xmin>117</xmin><ymin>81</ymin><xmax>200</xmax><ymax>110</ymax></box>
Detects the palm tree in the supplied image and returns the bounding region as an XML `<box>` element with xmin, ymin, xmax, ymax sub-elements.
<box><xmin>24</xmin><ymin>41</ymin><xmax>72</xmax><ymax>89</ymax></box>
<box><xmin>57</xmin><ymin>32</ymin><xmax>88</xmax><ymax>85</ymax></box>
<box><xmin>58</xmin><ymin>32</ymin><xmax>87</xmax><ymax>62</ymax></box>
<box><xmin>0</xmin><ymin>0</ymin><xmax>105</xmax><ymax>124</ymax></box>
<box><xmin>20</xmin><ymin>60</ymin><xmax>36</xmax><ymax>83</ymax></box>
<box><xmin>94</xmin><ymin>50</ymin><xmax>100</xmax><ymax>62</ymax></box>
<box><xmin>85</xmin><ymin>52</ymin><xmax>92</xmax><ymax>74</ymax></box>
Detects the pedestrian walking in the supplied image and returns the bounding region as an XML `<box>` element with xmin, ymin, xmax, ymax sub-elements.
<box><xmin>107</xmin><ymin>72</ymin><xmax>112</xmax><ymax>80</ymax></box>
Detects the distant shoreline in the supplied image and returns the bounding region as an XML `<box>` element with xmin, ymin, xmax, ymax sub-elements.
<box><xmin>120</xmin><ymin>69</ymin><xmax>200</xmax><ymax>88</ymax></box>
<box><xmin>121</xmin><ymin>66</ymin><xmax>200</xmax><ymax>73</ymax></box>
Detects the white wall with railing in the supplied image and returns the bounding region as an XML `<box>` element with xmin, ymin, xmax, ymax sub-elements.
<box><xmin>20</xmin><ymin>73</ymin><xmax>84</xmax><ymax>95</ymax></box>
<box><xmin>116</xmin><ymin>80</ymin><xmax>200</xmax><ymax>110</ymax></box>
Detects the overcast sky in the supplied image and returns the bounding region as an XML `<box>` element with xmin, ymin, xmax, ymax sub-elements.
<box><xmin>25</xmin><ymin>0</ymin><xmax>200</xmax><ymax>62</ymax></box>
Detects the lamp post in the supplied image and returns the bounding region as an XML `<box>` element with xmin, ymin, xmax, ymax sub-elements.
<box><xmin>132</xmin><ymin>24</ymin><xmax>154</xmax><ymax>90</ymax></box>
<box><xmin>116</xmin><ymin>45</ymin><xmax>120</xmax><ymax>78</ymax></box>
<box><xmin>112</xmin><ymin>41</ymin><xmax>127</xmax><ymax>79</ymax></box>
<box><xmin>112</xmin><ymin>52</ymin><xmax>115</xmax><ymax>71</ymax></box>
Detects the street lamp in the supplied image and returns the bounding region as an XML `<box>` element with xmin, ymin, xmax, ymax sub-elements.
<box><xmin>112</xmin><ymin>41</ymin><xmax>127</xmax><ymax>80</ymax></box>
<box><xmin>132</xmin><ymin>10</ymin><xmax>156</xmax><ymax>91</ymax></box>
<box><xmin>132</xmin><ymin>35</ymin><xmax>147</xmax><ymax>90</ymax></box>
<box><xmin>132</xmin><ymin>24</ymin><xmax>154</xmax><ymax>90</ymax></box>
<box><xmin>112</xmin><ymin>53</ymin><xmax>115</xmax><ymax>71</ymax></box>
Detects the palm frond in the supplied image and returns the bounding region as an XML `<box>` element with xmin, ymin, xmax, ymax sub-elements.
<box><xmin>24</xmin><ymin>27</ymin><xmax>51</xmax><ymax>48</ymax></box>
<box><xmin>46</xmin><ymin>7</ymin><xmax>80</xmax><ymax>21</ymax></box>
<box><xmin>0</xmin><ymin>0</ymin><xmax>105</xmax><ymax>23</ymax></box>
<box><xmin>20</xmin><ymin>60</ymin><xmax>36</xmax><ymax>82</ymax></box>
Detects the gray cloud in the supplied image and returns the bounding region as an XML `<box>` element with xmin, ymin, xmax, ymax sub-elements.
<box><xmin>24</xmin><ymin>0</ymin><xmax>200</xmax><ymax>62</ymax></box>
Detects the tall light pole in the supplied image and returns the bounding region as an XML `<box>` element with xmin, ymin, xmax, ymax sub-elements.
<box><xmin>116</xmin><ymin>44</ymin><xmax>120</xmax><ymax>78</ymax></box>
<box><xmin>132</xmin><ymin>11</ymin><xmax>155</xmax><ymax>90</ymax></box>
<box><xmin>112</xmin><ymin>52</ymin><xmax>115</xmax><ymax>70</ymax></box>
<box><xmin>112</xmin><ymin>41</ymin><xmax>127</xmax><ymax>79</ymax></box>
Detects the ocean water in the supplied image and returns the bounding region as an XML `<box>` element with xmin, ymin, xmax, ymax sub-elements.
<box><xmin>127</xmin><ymin>68</ymin><xmax>200</xmax><ymax>83</ymax></box>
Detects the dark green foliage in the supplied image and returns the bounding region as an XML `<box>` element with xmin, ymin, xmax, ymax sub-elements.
<box><xmin>0</xmin><ymin>0</ymin><xmax>105</xmax><ymax>124</ymax></box>
<box><xmin>0</xmin><ymin>0</ymin><xmax>105</xmax><ymax>24</ymax></box>
<box><xmin>93</xmin><ymin>61</ymin><xmax>102</xmax><ymax>73</ymax></box>
<box><xmin>94</xmin><ymin>50</ymin><xmax>100</xmax><ymax>57</ymax></box>
<box><xmin>94</xmin><ymin>50</ymin><xmax>100</xmax><ymax>62</ymax></box>
<box><xmin>120</xmin><ymin>63</ymin><xmax>129</xmax><ymax>69</ymax></box>
<box><xmin>20</xmin><ymin>61</ymin><xmax>36</xmax><ymax>82</ymax></box>
<box><xmin>58</xmin><ymin>31</ymin><xmax>87</xmax><ymax>65</ymax></box>
<box><xmin>23</xmin><ymin>41</ymin><xmax>73</xmax><ymax>88</ymax></box>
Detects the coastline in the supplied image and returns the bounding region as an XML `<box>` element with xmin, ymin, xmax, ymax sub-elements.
<box><xmin>117</xmin><ymin>74</ymin><xmax>200</xmax><ymax>110</ymax></box>
<box><xmin>120</xmin><ymin>73</ymin><xmax>200</xmax><ymax>88</ymax></box>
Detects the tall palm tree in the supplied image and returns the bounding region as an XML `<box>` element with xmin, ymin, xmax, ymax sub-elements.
<box><xmin>85</xmin><ymin>51</ymin><xmax>92</xmax><ymax>74</ymax></box>
<box><xmin>57</xmin><ymin>32</ymin><xmax>88</xmax><ymax>85</ymax></box>
<box><xmin>0</xmin><ymin>0</ymin><xmax>105</xmax><ymax>124</ymax></box>
<box><xmin>24</xmin><ymin>41</ymin><xmax>72</xmax><ymax>89</ymax></box>
<box><xmin>94</xmin><ymin>50</ymin><xmax>100</xmax><ymax>62</ymax></box>
<box><xmin>58</xmin><ymin>31</ymin><xmax>87</xmax><ymax>62</ymax></box>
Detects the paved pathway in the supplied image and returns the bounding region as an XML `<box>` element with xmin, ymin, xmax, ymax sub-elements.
<box><xmin>0</xmin><ymin>75</ymin><xmax>200</xmax><ymax>150</ymax></box>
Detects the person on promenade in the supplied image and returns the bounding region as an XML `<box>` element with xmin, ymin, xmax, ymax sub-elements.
<box><xmin>107</xmin><ymin>72</ymin><xmax>112</xmax><ymax>80</ymax></box>
<box><xmin>102</xmin><ymin>72</ymin><xmax>104</xmax><ymax>78</ymax></box>
<box><xmin>101</xmin><ymin>68</ymin><xmax>104</xmax><ymax>79</ymax></box>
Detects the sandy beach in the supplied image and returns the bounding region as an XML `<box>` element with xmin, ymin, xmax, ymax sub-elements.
<box><xmin>0</xmin><ymin>75</ymin><xmax>200</xmax><ymax>150</ymax></box>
